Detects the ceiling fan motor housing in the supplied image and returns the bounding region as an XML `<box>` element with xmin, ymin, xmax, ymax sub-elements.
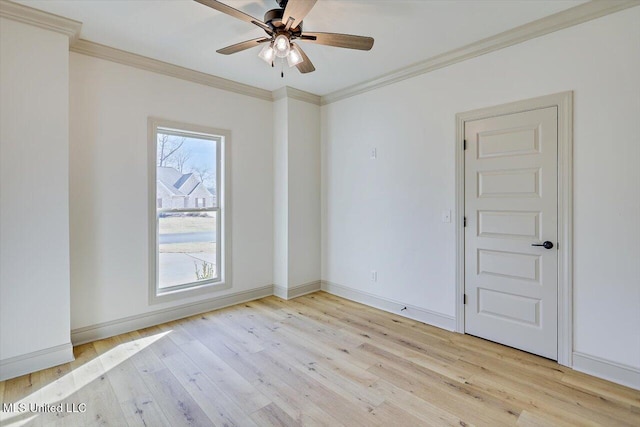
<box><xmin>264</xmin><ymin>8</ymin><xmax>303</xmax><ymax>34</ymax></box>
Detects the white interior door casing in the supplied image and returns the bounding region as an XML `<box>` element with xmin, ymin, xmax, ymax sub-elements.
<box><xmin>464</xmin><ymin>106</ymin><xmax>558</xmax><ymax>360</ymax></box>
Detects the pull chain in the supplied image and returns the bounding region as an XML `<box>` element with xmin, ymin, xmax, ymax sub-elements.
<box><xmin>281</xmin><ymin>58</ymin><xmax>284</xmax><ymax>78</ymax></box>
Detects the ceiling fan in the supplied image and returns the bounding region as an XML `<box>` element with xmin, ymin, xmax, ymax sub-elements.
<box><xmin>194</xmin><ymin>0</ymin><xmax>374</xmax><ymax>74</ymax></box>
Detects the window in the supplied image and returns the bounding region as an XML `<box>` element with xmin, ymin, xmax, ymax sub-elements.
<box><xmin>149</xmin><ymin>118</ymin><xmax>230</xmax><ymax>302</ymax></box>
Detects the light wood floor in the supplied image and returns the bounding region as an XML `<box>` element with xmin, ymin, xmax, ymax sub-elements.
<box><xmin>1</xmin><ymin>292</ymin><xmax>639</xmax><ymax>426</ymax></box>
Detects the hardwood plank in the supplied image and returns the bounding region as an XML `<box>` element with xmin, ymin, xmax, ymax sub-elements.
<box><xmin>467</xmin><ymin>370</ymin><xmax>638</xmax><ymax>426</ymax></box>
<box><xmin>1</xmin><ymin>292</ymin><xmax>638</xmax><ymax>427</ymax></box>
<box><xmin>36</xmin><ymin>361</ymin><xmax>78</xmax><ymax>427</ymax></box>
<box><xmin>141</xmin><ymin>368</ymin><xmax>214</xmax><ymax>426</ymax></box>
<box><xmin>561</xmin><ymin>369</ymin><xmax>640</xmax><ymax>407</ymax></box>
<box><xmin>137</xmin><ymin>325</ymin><xmax>182</xmax><ymax>360</ymax></box>
<box><xmin>176</xmin><ymin>339</ymin><xmax>271</xmax><ymax>413</ymax></box>
<box><xmin>363</xmin><ymin>342</ymin><xmax>521</xmax><ymax>425</ymax></box>
<box><xmin>200</xmin><ymin>309</ymin><xmax>265</xmax><ymax>353</ymax></box>
<box><xmin>185</xmin><ymin>315</ymin><xmax>345</xmax><ymax>425</ymax></box>
<box><xmin>250</xmin><ymin>402</ymin><xmax>302</xmax><ymax>427</ymax></box>
<box><xmin>468</xmin><ymin>373</ymin><xmax>601</xmax><ymax>426</ymax></box>
<box><xmin>264</xmin><ymin>335</ymin><xmax>385</xmax><ymax>408</ymax></box>
<box><xmin>180</xmin><ymin>319</ymin><xmax>266</xmax><ymax>384</ymax></box>
<box><xmin>245</xmin><ymin>349</ymin><xmax>376</xmax><ymax>427</ymax></box>
<box><xmin>248</xmin><ymin>303</ymin><xmax>379</xmax><ymax>384</ymax></box>
<box><xmin>92</xmin><ymin>335</ymin><xmax>170</xmax><ymax>427</ymax></box>
<box><xmin>209</xmin><ymin>308</ymin><xmax>347</xmax><ymax>425</ymax></box>
<box><xmin>251</xmin><ymin>372</ymin><xmax>345</xmax><ymax>426</ymax></box>
<box><xmin>157</xmin><ymin>319</ymin><xmax>196</xmax><ymax>346</ymax></box>
<box><xmin>56</xmin><ymin>343</ymin><xmax>104</xmax><ymax>427</ymax></box>
<box><xmin>250</xmin><ymin>301</ymin><xmax>373</xmax><ymax>371</ymax></box>
<box><xmin>516</xmin><ymin>409</ymin><xmax>588</xmax><ymax>427</ymax></box>
<box><xmin>1</xmin><ymin>371</ymin><xmax>41</xmax><ymax>404</ymax></box>
<box><xmin>368</xmin><ymin>400</ymin><xmax>454</xmax><ymax>427</ymax></box>
<box><xmin>161</xmin><ymin>350</ymin><xmax>259</xmax><ymax>427</ymax></box>
<box><xmin>126</xmin><ymin>331</ymin><xmax>167</xmax><ymax>375</ymax></box>
<box><xmin>369</xmin><ymin>379</ymin><xmax>468</xmax><ymax>426</ymax></box>
<box><xmin>294</xmin><ymin>294</ymin><xmax>461</xmax><ymax>363</ymax></box>
<box><xmin>0</xmin><ymin>371</ymin><xmax>43</xmax><ymax>427</ymax></box>
<box><xmin>70</xmin><ymin>343</ymin><xmax>128</xmax><ymax>426</ymax></box>
<box><xmin>281</xmin><ymin>296</ymin><xmax>471</xmax><ymax>382</ymax></box>
<box><xmin>127</xmin><ymin>330</ymin><xmax>215</xmax><ymax>426</ymax></box>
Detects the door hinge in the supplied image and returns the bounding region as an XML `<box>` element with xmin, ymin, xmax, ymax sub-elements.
<box><xmin>463</xmin><ymin>294</ymin><xmax>467</xmax><ymax>305</ymax></box>
<box><xmin>463</xmin><ymin>216</ymin><xmax>467</xmax><ymax>227</ymax></box>
<box><xmin>463</xmin><ymin>139</ymin><xmax>467</xmax><ymax>150</ymax></box>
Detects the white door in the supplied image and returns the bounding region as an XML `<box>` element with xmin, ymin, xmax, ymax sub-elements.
<box><xmin>464</xmin><ymin>107</ymin><xmax>558</xmax><ymax>360</ymax></box>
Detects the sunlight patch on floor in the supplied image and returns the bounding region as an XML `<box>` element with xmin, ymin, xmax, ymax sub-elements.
<box><xmin>0</xmin><ymin>331</ymin><xmax>171</xmax><ymax>426</ymax></box>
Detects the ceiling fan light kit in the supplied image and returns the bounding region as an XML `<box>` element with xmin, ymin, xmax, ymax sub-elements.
<box><xmin>258</xmin><ymin>42</ymin><xmax>275</xmax><ymax>64</ymax></box>
<box><xmin>195</xmin><ymin>0</ymin><xmax>374</xmax><ymax>75</ymax></box>
<box><xmin>274</xmin><ymin>34</ymin><xmax>291</xmax><ymax>58</ymax></box>
<box><xmin>287</xmin><ymin>43</ymin><xmax>304</xmax><ymax>67</ymax></box>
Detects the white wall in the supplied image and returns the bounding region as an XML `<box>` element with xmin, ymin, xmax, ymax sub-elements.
<box><xmin>273</xmin><ymin>95</ymin><xmax>321</xmax><ymax>293</ymax></box>
<box><xmin>273</xmin><ymin>97</ymin><xmax>289</xmax><ymax>290</ymax></box>
<box><xmin>321</xmin><ymin>8</ymin><xmax>640</xmax><ymax>370</ymax></box>
<box><xmin>69</xmin><ymin>53</ymin><xmax>274</xmax><ymax>330</ymax></box>
<box><xmin>287</xmin><ymin>98</ymin><xmax>321</xmax><ymax>287</ymax></box>
<box><xmin>0</xmin><ymin>18</ymin><xmax>72</xmax><ymax>370</ymax></box>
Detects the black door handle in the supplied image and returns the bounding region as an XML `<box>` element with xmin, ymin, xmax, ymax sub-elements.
<box><xmin>532</xmin><ymin>241</ymin><xmax>554</xmax><ymax>249</ymax></box>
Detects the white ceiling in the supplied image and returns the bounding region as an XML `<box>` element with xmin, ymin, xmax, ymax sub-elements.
<box><xmin>18</xmin><ymin>0</ymin><xmax>587</xmax><ymax>95</ymax></box>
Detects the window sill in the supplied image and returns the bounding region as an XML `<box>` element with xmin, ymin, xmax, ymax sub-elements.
<box><xmin>149</xmin><ymin>280</ymin><xmax>232</xmax><ymax>305</ymax></box>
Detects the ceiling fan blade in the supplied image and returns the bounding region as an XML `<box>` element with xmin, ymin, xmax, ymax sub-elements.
<box><xmin>300</xmin><ymin>32</ymin><xmax>374</xmax><ymax>50</ymax></box>
<box><xmin>194</xmin><ymin>0</ymin><xmax>272</xmax><ymax>33</ymax></box>
<box><xmin>282</xmin><ymin>0</ymin><xmax>318</xmax><ymax>29</ymax></box>
<box><xmin>216</xmin><ymin>37</ymin><xmax>271</xmax><ymax>55</ymax></box>
<box><xmin>294</xmin><ymin>44</ymin><xmax>315</xmax><ymax>73</ymax></box>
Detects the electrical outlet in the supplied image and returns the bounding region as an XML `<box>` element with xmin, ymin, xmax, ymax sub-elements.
<box><xmin>371</xmin><ymin>270</ymin><xmax>377</xmax><ymax>282</ymax></box>
<box><xmin>370</xmin><ymin>147</ymin><xmax>377</xmax><ymax>160</ymax></box>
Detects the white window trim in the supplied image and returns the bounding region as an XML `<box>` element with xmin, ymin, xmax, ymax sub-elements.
<box><xmin>148</xmin><ymin>117</ymin><xmax>232</xmax><ymax>304</ymax></box>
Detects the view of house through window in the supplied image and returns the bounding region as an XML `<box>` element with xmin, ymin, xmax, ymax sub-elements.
<box><xmin>155</xmin><ymin>127</ymin><xmax>220</xmax><ymax>292</ymax></box>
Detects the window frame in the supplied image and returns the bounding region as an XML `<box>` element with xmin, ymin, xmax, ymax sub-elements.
<box><xmin>148</xmin><ymin>118</ymin><xmax>232</xmax><ymax>304</ymax></box>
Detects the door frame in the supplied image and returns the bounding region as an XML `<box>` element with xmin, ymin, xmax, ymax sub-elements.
<box><xmin>455</xmin><ymin>91</ymin><xmax>573</xmax><ymax>366</ymax></box>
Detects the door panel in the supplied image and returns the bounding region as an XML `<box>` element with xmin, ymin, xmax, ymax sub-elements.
<box><xmin>478</xmin><ymin>210</ymin><xmax>540</xmax><ymax>240</ymax></box>
<box><xmin>478</xmin><ymin>249</ymin><xmax>540</xmax><ymax>282</ymax></box>
<box><xmin>478</xmin><ymin>168</ymin><xmax>540</xmax><ymax>198</ymax></box>
<box><xmin>477</xmin><ymin>126</ymin><xmax>540</xmax><ymax>158</ymax></box>
<box><xmin>478</xmin><ymin>288</ymin><xmax>540</xmax><ymax>326</ymax></box>
<box><xmin>465</xmin><ymin>107</ymin><xmax>558</xmax><ymax>360</ymax></box>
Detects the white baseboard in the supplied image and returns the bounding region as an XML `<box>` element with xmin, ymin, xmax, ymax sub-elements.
<box><xmin>71</xmin><ymin>285</ymin><xmax>273</xmax><ymax>346</ymax></box>
<box><xmin>573</xmin><ymin>351</ymin><xmax>640</xmax><ymax>390</ymax></box>
<box><xmin>274</xmin><ymin>280</ymin><xmax>322</xmax><ymax>300</ymax></box>
<box><xmin>273</xmin><ymin>284</ymin><xmax>288</xmax><ymax>299</ymax></box>
<box><xmin>0</xmin><ymin>342</ymin><xmax>74</xmax><ymax>381</ymax></box>
<box><xmin>289</xmin><ymin>281</ymin><xmax>321</xmax><ymax>298</ymax></box>
<box><xmin>321</xmin><ymin>280</ymin><xmax>456</xmax><ymax>331</ymax></box>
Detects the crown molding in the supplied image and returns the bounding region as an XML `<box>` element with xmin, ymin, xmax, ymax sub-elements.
<box><xmin>6</xmin><ymin>0</ymin><xmax>636</xmax><ymax>106</ymax></box>
<box><xmin>0</xmin><ymin>0</ymin><xmax>81</xmax><ymax>46</ymax></box>
<box><xmin>70</xmin><ymin>39</ymin><xmax>274</xmax><ymax>102</ymax></box>
<box><xmin>272</xmin><ymin>86</ymin><xmax>321</xmax><ymax>105</ymax></box>
<box><xmin>320</xmin><ymin>0</ymin><xmax>640</xmax><ymax>105</ymax></box>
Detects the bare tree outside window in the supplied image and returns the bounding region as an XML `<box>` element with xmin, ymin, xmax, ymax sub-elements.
<box><xmin>157</xmin><ymin>134</ymin><xmax>186</xmax><ymax>167</ymax></box>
